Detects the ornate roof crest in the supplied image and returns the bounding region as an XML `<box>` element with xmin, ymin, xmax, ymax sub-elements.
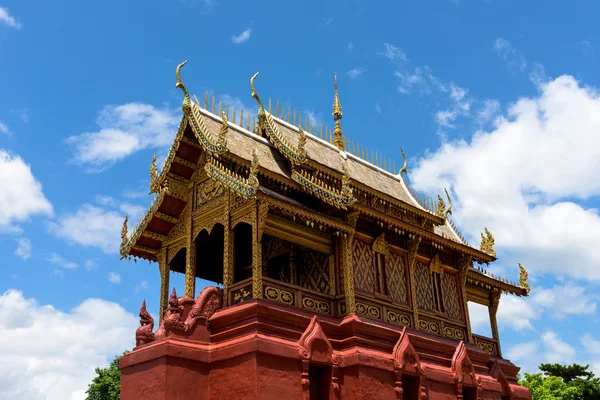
<box><xmin>250</xmin><ymin>72</ymin><xmax>307</xmax><ymax>165</ymax></box>
<box><xmin>480</xmin><ymin>227</ymin><xmax>496</xmax><ymax>257</ymax></box>
<box><xmin>291</xmin><ymin>163</ymin><xmax>356</xmax><ymax>210</ymax></box>
<box><xmin>205</xmin><ymin>149</ymin><xmax>259</xmax><ymax>199</ymax></box>
<box><xmin>519</xmin><ymin>263</ymin><xmax>530</xmax><ymax>294</ymax></box>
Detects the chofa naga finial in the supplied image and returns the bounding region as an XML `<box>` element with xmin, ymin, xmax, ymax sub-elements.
<box><xmin>480</xmin><ymin>227</ymin><xmax>496</xmax><ymax>257</ymax></box>
<box><xmin>149</xmin><ymin>154</ymin><xmax>158</xmax><ymax>194</ymax></box>
<box><xmin>518</xmin><ymin>263</ymin><xmax>530</xmax><ymax>294</ymax></box>
<box><xmin>399</xmin><ymin>147</ymin><xmax>408</xmax><ymax>177</ymax></box>
<box><xmin>175</xmin><ymin>60</ymin><xmax>191</xmax><ymax>114</ymax></box>
<box><xmin>120</xmin><ymin>214</ymin><xmax>129</xmax><ymax>249</ymax></box>
<box><xmin>436</xmin><ymin>188</ymin><xmax>452</xmax><ymax>219</ymax></box>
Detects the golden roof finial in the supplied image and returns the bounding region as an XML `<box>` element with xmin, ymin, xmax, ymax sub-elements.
<box><xmin>444</xmin><ymin>188</ymin><xmax>452</xmax><ymax>218</ymax></box>
<box><xmin>518</xmin><ymin>263</ymin><xmax>530</xmax><ymax>294</ymax></box>
<box><xmin>332</xmin><ymin>72</ymin><xmax>345</xmax><ymax>151</ymax></box>
<box><xmin>175</xmin><ymin>60</ymin><xmax>191</xmax><ymax>113</ymax></box>
<box><xmin>399</xmin><ymin>147</ymin><xmax>408</xmax><ymax>177</ymax></box>
<box><xmin>480</xmin><ymin>227</ymin><xmax>496</xmax><ymax>257</ymax></box>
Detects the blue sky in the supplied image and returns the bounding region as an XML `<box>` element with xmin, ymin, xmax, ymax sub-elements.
<box><xmin>1</xmin><ymin>1</ymin><xmax>600</xmax><ymax>398</ymax></box>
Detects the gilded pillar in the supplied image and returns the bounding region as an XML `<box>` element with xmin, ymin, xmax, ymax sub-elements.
<box><xmin>158</xmin><ymin>248</ymin><xmax>169</xmax><ymax>323</ymax></box>
<box><xmin>252</xmin><ymin>201</ymin><xmax>263</xmax><ymax>299</ymax></box>
<box><xmin>458</xmin><ymin>255</ymin><xmax>474</xmax><ymax>343</ymax></box>
<box><xmin>341</xmin><ymin>234</ymin><xmax>355</xmax><ymax>314</ymax></box>
<box><xmin>407</xmin><ymin>235</ymin><xmax>422</xmax><ymax>331</ymax></box>
<box><xmin>328</xmin><ymin>255</ymin><xmax>336</xmax><ymax>296</ymax></box>
<box><xmin>184</xmin><ymin>200</ymin><xmax>195</xmax><ymax>299</ymax></box>
<box><xmin>489</xmin><ymin>290</ymin><xmax>502</xmax><ymax>356</ymax></box>
<box><xmin>222</xmin><ymin>206</ymin><xmax>232</xmax><ymax>306</ymax></box>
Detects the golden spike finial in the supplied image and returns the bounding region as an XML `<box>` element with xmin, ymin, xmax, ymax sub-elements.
<box><xmin>120</xmin><ymin>214</ymin><xmax>129</xmax><ymax>249</ymax></box>
<box><xmin>332</xmin><ymin>72</ymin><xmax>345</xmax><ymax>150</ymax></box>
<box><xmin>480</xmin><ymin>227</ymin><xmax>496</xmax><ymax>257</ymax></box>
<box><xmin>518</xmin><ymin>263</ymin><xmax>530</xmax><ymax>294</ymax></box>
<box><xmin>220</xmin><ymin>111</ymin><xmax>229</xmax><ymax>135</ymax></box>
<box><xmin>399</xmin><ymin>147</ymin><xmax>408</xmax><ymax>177</ymax></box>
<box><xmin>149</xmin><ymin>153</ymin><xmax>158</xmax><ymax>194</ymax></box>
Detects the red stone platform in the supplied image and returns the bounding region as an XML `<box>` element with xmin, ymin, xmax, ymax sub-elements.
<box><xmin>120</xmin><ymin>289</ymin><xmax>530</xmax><ymax>400</ymax></box>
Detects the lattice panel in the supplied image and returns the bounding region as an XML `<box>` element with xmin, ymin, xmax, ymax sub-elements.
<box><xmin>386</xmin><ymin>252</ymin><xmax>408</xmax><ymax>304</ymax></box>
<box><xmin>441</xmin><ymin>272</ymin><xmax>463</xmax><ymax>321</ymax></box>
<box><xmin>352</xmin><ymin>239</ymin><xmax>375</xmax><ymax>293</ymax></box>
<box><xmin>298</xmin><ymin>248</ymin><xmax>330</xmax><ymax>294</ymax></box>
<box><xmin>415</xmin><ymin>261</ymin><xmax>435</xmax><ymax>312</ymax></box>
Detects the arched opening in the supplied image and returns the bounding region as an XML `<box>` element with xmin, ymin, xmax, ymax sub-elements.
<box><xmin>463</xmin><ymin>386</ymin><xmax>478</xmax><ymax>400</ymax></box>
<box><xmin>233</xmin><ymin>222</ymin><xmax>253</xmax><ymax>283</ymax></box>
<box><xmin>195</xmin><ymin>224</ymin><xmax>224</xmax><ymax>286</ymax></box>
<box><xmin>400</xmin><ymin>375</ymin><xmax>420</xmax><ymax>400</ymax></box>
<box><xmin>308</xmin><ymin>364</ymin><xmax>332</xmax><ymax>400</ymax></box>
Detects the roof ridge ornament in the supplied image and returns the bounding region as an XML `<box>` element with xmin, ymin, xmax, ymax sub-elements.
<box><xmin>205</xmin><ymin>149</ymin><xmax>260</xmax><ymax>199</ymax></box>
<box><xmin>480</xmin><ymin>227</ymin><xmax>496</xmax><ymax>256</ymax></box>
<box><xmin>291</xmin><ymin>162</ymin><xmax>356</xmax><ymax>210</ymax></box>
<box><xmin>518</xmin><ymin>263</ymin><xmax>530</xmax><ymax>294</ymax></box>
<box><xmin>250</xmin><ymin>72</ymin><xmax>307</xmax><ymax>165</ymax></box>
<box><xmin>176</xmin><ymin>61</ymin><xmax>227</xmax><ymax>155</ymax></box>
<box><xmin>332</xmin><ymin>72</ymin><xmax>345</xmax><ymax>151</ymax></box>
<box><xmin>149</xmin><ymin>154</ymin><xmax>159</xmax><ymax>194</ymax></box>
<box><xmin>120</xmin><ymin>214</ymin><xmax>129</xmax><ymax>254</ymax></box>
<box><xmin>399</xmin><ymin>147</ymin><xmax>408</xmax><ymax>177</ymax></box>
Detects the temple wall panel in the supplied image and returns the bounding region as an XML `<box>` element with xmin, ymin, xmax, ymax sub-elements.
<box><xmin>209</xmin><ymin>353</ymin><xmax>257</xmax><ymax>400</ymax></box>
<box><xmin>257</xmin><ymin>354</ymin><xmax>302</xmax><ymax>400</ymax></box>
<box><xmin>352</xmin><ymin>239</ymin><xmax>375</xmax><ymax>293</ymax></box>
<box><xmin>386</xmin><ymin>251</ymin><xmax>408</xmax><ymax>305</ymax></box>
<box><xmin>297</xmin><ymin>247</ymin><xmax>330</xmax><ymax>294</ymax></box>
<box><xmin>415</xmin><ymin>261</ymin><xmax>436</xmax><ymax>312</ymax></box>
<box><xmin>441</xmin><ymin>272</ymin><xmax>463</xmax><ymax>322</ymax></box>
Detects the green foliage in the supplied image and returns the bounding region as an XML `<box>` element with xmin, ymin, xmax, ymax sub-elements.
<box><xmin>519</xmin><ymin>364</ymin><xmax>600</xmax><ymax>400</ymax></box>
<box><xmin>85</xmin><ymin>353</ymin><xmax>127</xmax><ymax>400</ymax></box>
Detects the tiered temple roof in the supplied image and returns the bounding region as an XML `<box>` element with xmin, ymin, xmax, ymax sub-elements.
<box><xmin>119</xmin><ymin>61</ymin><xmax>529</xmax><ymax>297</ymax></box>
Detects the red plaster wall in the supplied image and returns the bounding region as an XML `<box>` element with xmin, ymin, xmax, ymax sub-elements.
<box><xmin>257</xmin><ymin>354</ymin><xmax>303</xmax><ymax>399</ymax></box>
<box><xmin>209</xmin><ymin>353</ymin><xmax>258</xmax><ymax>400</ymax></box>
<box><xmin>121</xmin><ymin>357</ymin><xmax>167</xmax><ymax>400</ymax></box>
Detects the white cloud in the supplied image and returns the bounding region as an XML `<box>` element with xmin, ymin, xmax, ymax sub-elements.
<box><xmin>14</xmin><ymin>238</ymin><xmax>32</xmax><ymax>260</ymax></box>
<box><xmin>0</xmin><ymin>289</ymin><xmax>136</xmax><ymax>400</ymax></box>
<box><xmin>494</xmin><ymin>38</ymin><xmax>527</xmax><ymax>71</ymax></box>
<box><xmin>48</xmin><ymin>253</ymin><xmax>78</xmax><ymax>270</ymax></box>
<box><xmin>411</xmin><ymin>75</ymin><xmax>600</xmax><ymax>280</ymax></box>
<box><xmin>346</xmin><ymin>68</ymin><xmax>366</xmax><ymax>79</ymax></box>
<box><xmin>0</xmin><ymin>150</ymin><xmax>53</xmax><ymax>232</ymax></box>
<box><xmin>581</xmin><ymin>333</ymin><xmax>600</xmax><ymax>355</ymax></box>
<box><xmin>375</xmin><ymin>103</ymin><xmax>382</xmax><ymax>114</ymax></box>
<box><xmin>66</xmin><ymin>103</ymin><xmax>179</xmax><ymax>169</ymax></box>
<box><xmin>379</xmin><ymin>43</ymin><xmax>407</xmax><ymax>62</ymax></box>
<box><xmin>9</xmin><ymin>109</ymin><xmax>29</xmax><ymax>123</ymax></box>
<box><xmin>0</xmin><ymin>7</ymin><xmax>21</xmax><ymax>30</ymax></box>
<box><xmin>0</xmin><ymin>121</ymin><xmax>9</xmax><ymax>135</ymax></box>
<box><xmin>476</xmin><ymin>99</ymin><xmax>501</xmax><ymax>125</ymax></box>
<box><xmin>505</xmin><ymin>331</ymin><xmax>576</xmax><ymax>373</ymax></box>
<box><xmin>467</xmin><ymin>302</ymin><xmax>492</xmax><ymax>336</ymax></box>
<box><xmin>532</xmin><ymin>282</ymin><xmax>597</xmax><ymax>319</ymax></box>
<box><xmin>541</xmin><ymin>331</ymin><xmax>576</xmax><ymax>363</ymax></box>
<box><xmin>95</xmin><ymin>195</ymin><xmax>116</xmax><ymax>207</ymax></box>
<box><xmin>48</xmin><ymin>204</ymin><xmax>124</xmax><ymax>254</ymax></box>
<box><xmin>107</xmin><ymin>272</ymin><xmax>121</xmax><ymax>284</ymax></box>
<box><xmin>231</xmin><ymin>28</ymin><xmax>252</xmax><ymax>44</ymax></box>
<box><xmin>348</xmin><ymin>42</ymin><xmax>353</xmax><ymax>51</ymax></box>
<box><xmin>119</xmin><ymin>203</ymin><xmax>145</xmax><ymax>221</ymax></box>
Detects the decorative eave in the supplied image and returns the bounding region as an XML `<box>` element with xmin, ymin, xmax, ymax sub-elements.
<box><xmin>467</xmin><ymin>267</ymin><xmax>528</xmax><ymax>296</ymax></box>
<box><xmin>205</xmin><ymin>150</ymin><xmax>259</xmax><ymax>199</ymax></box>
<box><xmin>291</xmin><ymin>164</ymin><xmax>356</xmax><ymax>210</ymax></box>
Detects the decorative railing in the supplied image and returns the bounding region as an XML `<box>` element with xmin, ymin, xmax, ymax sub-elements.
<box><xmin>262</xmin><ymin>277</ymin><xmax>335</xmax><ymax>316</ymax></box>
<box><xmin>229</xmin><ymin>278</ymin><xmax>253</xmax><ymax>306</ymax></box>
<box><xmin>351</xmin><ymin>292</ymin><xmax>414</xmax><ymax>329</ymax></box>
<box><xmin>473</xmin><ymin>334</ymin><xmax>500</xmax><ymax>356</ymax></box>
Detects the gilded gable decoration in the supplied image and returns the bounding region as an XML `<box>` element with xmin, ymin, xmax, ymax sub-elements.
<box><xmin>149</xmin><ymin>154</ymin><xmax>159</xmax><ymax>194</ymax></box>
<box><xmin>480</xmin><ymin>227</ymin><xmax>496</xmax><ymax>257</ymax></box>
<box><xmin>205</xmin><ymin>149</ymin><xmax>259</xmax><ymax>199</ymax></box>
<box><xmin>250</xmin><ymin>72</ymin><xmax>307</xmax><ymax>165</ymax></box>
<box><xmin>120</xmin><ymin>214</ymin><xmax>129</xmax><ymax>252</ymax></box>
<box><xmin>372</xmin><ymin>233</ymin><xmax>390</xmax><ymax>257</ymax></box>
<box><xmin>519</xmin><ymin>263</ymin><xmax>530</xmax><ymax>294</ymax></box>
<box><xmin>176</xmin><ymin>61</ymin><xmax>227</xmax><ymax>155</ymax></box>
<box><xmin>436</xmin><ymin>188</ymin><xmax>452</xmax><ymax>219</ymax></box>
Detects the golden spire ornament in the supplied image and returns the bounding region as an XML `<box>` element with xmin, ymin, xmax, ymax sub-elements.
<box><xmin>518</xmin><ymin>263</ymin><xmax>531</xmax><ymax>294</ymax></box>
<box><xmin>149</xmin><ymin>154</ymin><xmax>158</xmax><ymax>194</ymax></box>
<box><xmin>120</xmin><ymin>214</ymin><xmax>129</xmax><ymax>250</ymax></box>
<box><xmin>332</xmin><ymin>72</ymin><xmax>345</xmax><ymax>151</ymax></box>
<box><xmin>480</xmin><ymin>227</ymin><xmax>496</xmax><ymax>257</ymax></box>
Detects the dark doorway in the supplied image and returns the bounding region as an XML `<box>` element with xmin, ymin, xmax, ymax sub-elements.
<box><xmin>401</xmin><ymin>375</ymin><xmax>420</xmax><ymax>400</ymax></box>
<box><xmin>308</xmin><ymin>365</ymin><xmax>331</xmax><ymax>400</ymax></box>
<box><xmin>195</xmin><ymin>224</ymin><xmax>224</xmax><ymax>285</ymax></box>
<box><xmin>463</xmin><ymin>387</ymin><xmax>477</xmax><ymax>400</ymax></box>
<box><xmin>233</xmin><ymin>223</ymin><xmax>253</xmax><ymax>282</ymax></box>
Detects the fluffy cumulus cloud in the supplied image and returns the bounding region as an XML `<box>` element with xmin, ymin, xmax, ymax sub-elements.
<box><xmin>0</xmin><ymin>289</ymin><xmax>137</xmax><ymax>400</ymax></box>
<box><xmin>505</xmin><ymin>331</ymin><xmax>577</xmax><ymax>373</ymax></box>
<box><xmin>0</xmin><ymin>150</ymin><xmax>53</xmax><ymax>232</ymax></box>
<box><xmin>66</xmin><ymin>103</ymin><xmax>179</xmax><ymax>170</ymax></box>
<box><xmin>411</xmin><ymin>75</ymin><xmax>600</xmax><ymax>280</ymax></box>
<box><xmin>48</xmin><ymin>204</ymin><xmax>125</xmax><ymax>254</ymax></box>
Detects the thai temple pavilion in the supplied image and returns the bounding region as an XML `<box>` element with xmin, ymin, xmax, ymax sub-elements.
<box><xmin>118</xmin><ymin>61</ymin><xmax>532</xmax><ymax>400</ymax></box>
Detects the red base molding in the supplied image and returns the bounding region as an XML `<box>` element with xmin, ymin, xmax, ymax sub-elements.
<box><xmin>120</xmin><ymin>298</ymin><xmax>531</xmax><ymax>400</ymax></box>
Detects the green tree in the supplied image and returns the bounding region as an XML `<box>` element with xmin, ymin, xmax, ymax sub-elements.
<box><xmin>85</xmin><ymin>353</ymin><xmax>127</xmax><ymax>400</ymax></box>
<box><xmin>519</xmin><ymin>363</ymin><xmax>600</xmax><ymax>400</ymax></box>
